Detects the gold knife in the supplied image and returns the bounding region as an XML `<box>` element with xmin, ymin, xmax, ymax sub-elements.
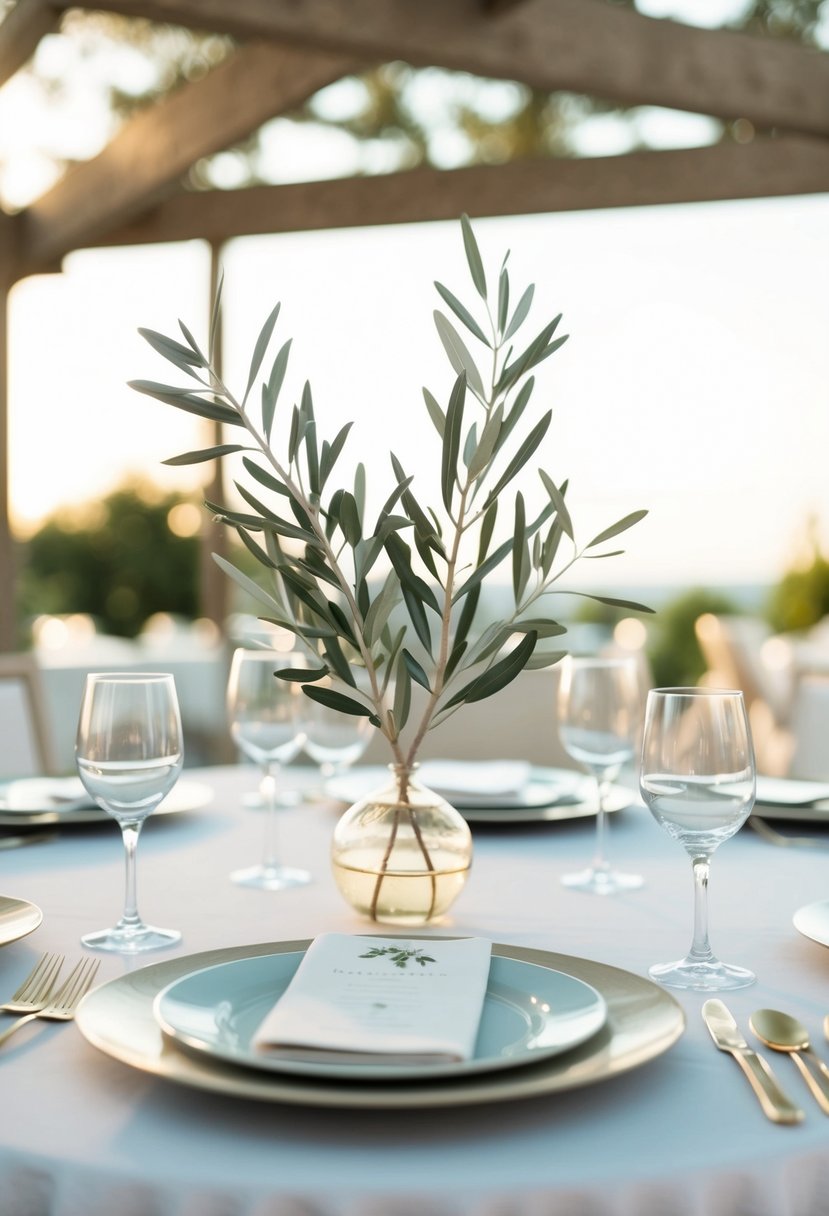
<box><xmin>702</xmin><ymin>999</ymin><xmax>804</xmax><ymax>1124</ymax></box>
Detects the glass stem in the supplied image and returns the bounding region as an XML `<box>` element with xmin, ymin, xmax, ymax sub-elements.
<box><xmin>688</xmin><ymin>854</ymin><xmax>715</xmax><ymax>963</ymax></box>
<box><xmin>592</xmin><ymin>771</ymin><xmax>610</xmax><ymax>874</ymax></box>
<box><xmin>261</xmin><ymin>764</ymin><xmax>279</xmax><ymax>873</ymax></box>
<box><xmin>119</xmin><ymin>821</ymin><xmax>144</xmax><ymax>931</ymax></box>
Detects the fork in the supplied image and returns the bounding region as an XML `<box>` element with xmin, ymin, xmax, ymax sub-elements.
<box><xmin>750</xmin><ymin>816</ymin><xmax>829</xmax><ymax>850</ymax></box>
<box><xmin>0</xmin><ymin>957</ymin><xmax>100</xmax><ymax>1048</ymax></box>
<box><xmin>0</xmin><ymin>952</ymin><xmax>64</xmax><ymax>1014</ymax></box>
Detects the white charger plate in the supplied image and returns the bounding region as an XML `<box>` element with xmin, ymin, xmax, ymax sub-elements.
<box><xmin>793</xmin><ymin>900</ymin><xmax>829</xmax><ymax>947</ymax></box>
<box><xmin>75</xmin><ymin>938</ymin><xmax>685</xmax><ymax>1110</ymax></box>
<box><xmin>0</xmin><ymin>778</ymin><xmax>213</xmax><ymax>827</ymax></box>
<box><xmin>327</xmin><ymin>765</ymin><xmax>634</xmax><ymax>825</ymax></box>
<box><xmin>153</xmin><ymin>950</ymin><xmax>608</xmax><ymax>1082</ymax></box>
<box><xmin>0</xmin><ymin>894</ymin><xmax>43</xmax><ymax>945</ymax></box>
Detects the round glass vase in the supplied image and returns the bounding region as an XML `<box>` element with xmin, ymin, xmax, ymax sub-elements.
<box><xmin>330</xmin><ymin>763</ymin><xmax>473</xmax><ymax>926</ymax></box>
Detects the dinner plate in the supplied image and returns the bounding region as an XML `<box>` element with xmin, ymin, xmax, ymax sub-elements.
<box><xmin>0</xmin><ymin>778</ymin><xmax>213</xmax><ymax>827</ymax></box>
<box><xmin>75</xmin><ymin>938</ymin><xmax>685</xmax><ymax>1109</ymax></box>
<box><xmin>327</xmin><ymin>766</ymin><xmax>635</xmax><ymax>825</ymax></box>
<box><xmin>0</xmin><ymin>895</ymin><xmax>43</xmax><ymax>945</ymax></box>
<box><xmin>153</xmin><ymin>952</ymin><xmax>608</xmax><ymax>1082</ymax></box>
<box><xmin>793</xmin><ymin>900</ymin><xmax>829</xmax><ymax>947</ymax></box>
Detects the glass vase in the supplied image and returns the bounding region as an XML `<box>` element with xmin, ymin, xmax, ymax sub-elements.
<box><xmin>330</xmin><ymin>763</ymin><xmax>473</xmax><ymax>926</ymax></box>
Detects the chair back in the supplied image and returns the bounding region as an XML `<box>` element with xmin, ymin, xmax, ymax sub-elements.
<box><xmin>0</xmin><ymin>653</ymin><xmax>57</xmax><ymax>778</ymax></box>
<box><xmin>788</xmin><ymin>675</ymin><xmax>829</xmax><ymax>781</ymax></box>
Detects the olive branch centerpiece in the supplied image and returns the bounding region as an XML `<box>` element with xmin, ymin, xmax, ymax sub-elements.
<box><xmin>130</xmin><ymin>215</ymin><xmax>650</xmax><ymax>923</ymax></box>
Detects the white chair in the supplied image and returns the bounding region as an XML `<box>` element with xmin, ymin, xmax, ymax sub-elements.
<box><xmin>695</xmin><ymin>613</ymin><xmax>795</xmax><ymax>775</ymax></box>
<box><xmin>0</xmin><ymin>653</ymin><xmax>57</xmax><ymax>778</ymax></box>
<box><xmin>788</xmin><ymin>675</ymin><xmax>829</xmax><ymax>781</ymax></box>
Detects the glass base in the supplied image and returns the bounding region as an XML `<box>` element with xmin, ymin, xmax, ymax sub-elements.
<box><xmin>649</xmin><ymin>956</ymin><xmax>756</xmax><ymax>991</ymax></box>
<box><xmin>81</xmin><ymin>923</ymin><xmax>181</xmax><ymax>954</ymax></box>
<box><xmin>561</xmin><ymin>866</ymin><xmax>644</xmax><ymax>895</ymax></box>
<box><xmin>242</xmin><ymin>790</ymin><xmax>301</xmax><ymax>808</ymax></box>
<box><xmin>230</xmin><ymin>863</ymin><xmax>311</xmax><ymax>891</ymax></box>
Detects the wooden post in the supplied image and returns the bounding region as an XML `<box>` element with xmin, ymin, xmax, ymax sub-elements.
<box><xmin>0</xmin><ymin>269</ymin><xmax>14</xmax><ymax>652</ymax></box>
<box><xmin>198</xmin><ymin>239</ymin><xmax>230</xmax><ymax>628</ymax></box>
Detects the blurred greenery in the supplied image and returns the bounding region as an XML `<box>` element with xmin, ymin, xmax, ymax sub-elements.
<box><xmin>765</xmin><ymin>523</ymin><xmax>829</xmax><ymax>634</ymax></box>
<box><xmin>645</xmin><ymin>587</ymin><xmax>739</xmax><ymax>688</ymax></box>
<box><xmin>15</xmin><ymin>482</ymin><xmax>203</xmax><ymax>640</ymax></box>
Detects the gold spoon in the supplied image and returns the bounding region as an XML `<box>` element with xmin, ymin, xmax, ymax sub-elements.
<box><xmin>750</xmin><ymin>1009</ymin><xmax>829</xmax><ymax>1114</ymax></box>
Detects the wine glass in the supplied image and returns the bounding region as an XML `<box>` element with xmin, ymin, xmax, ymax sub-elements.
<box><xmin>303</xmin><ymin>677</ymin><xmax>372</xmax><ymax>794</ymax></box>
<box><xmin>557</xmin><ymin>655</ymin><xmax>643</xmax><ymax>894</ymax></box>
<box><xmin>227</xmin><ymin>647</ymin><xmax>309</xmax><ymax>890</ymax></box>
<box><xmin>640</xmin><ymin>687</ymin><xmax>756</xmax><ymax>991</ymax></box>
<box><xmin>75</xmin><ymin>672</ymin><xmax>183</xmax><ymax>953</ymax></box>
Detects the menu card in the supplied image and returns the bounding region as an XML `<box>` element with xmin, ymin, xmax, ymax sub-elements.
<box><xmin>252</xmin><ymin>934</ymin><xmax>492</xmax><ymax>1065</ymax></box>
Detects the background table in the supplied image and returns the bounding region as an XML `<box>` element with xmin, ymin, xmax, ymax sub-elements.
<box><xmin>1</xmin><ymin>764</ymin><xmax>828</xmax><ymax>1216</ymax></box>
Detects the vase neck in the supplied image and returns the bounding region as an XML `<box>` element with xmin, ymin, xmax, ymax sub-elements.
<box><xmin>387</xmin><ymin>761</ymin><xmax>419</xmax><ymax>802</ymax></box>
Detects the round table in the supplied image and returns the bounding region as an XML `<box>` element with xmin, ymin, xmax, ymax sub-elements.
<box><xmin>1</xmin><ymin>763</ymin><xmax>828</xmax><ymax>1216</ymax></box>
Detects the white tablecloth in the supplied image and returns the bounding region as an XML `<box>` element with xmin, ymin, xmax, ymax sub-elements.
<box><xmin>1</xmin><ymin>764</ymin><xmax>829</xmax><ymax>1216</ymax></box>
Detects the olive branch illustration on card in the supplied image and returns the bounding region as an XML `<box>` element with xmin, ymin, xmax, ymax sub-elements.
<box><xmin>359</xmin><ymin>946</ymin><xmax>436</xmax><ymax>969</ymax></box>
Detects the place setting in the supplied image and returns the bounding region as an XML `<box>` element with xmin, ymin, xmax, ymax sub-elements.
<box><xmin>74</xmin><ymin>931</ymin><xmax>686</xmax><ymax>1110</ymax></box>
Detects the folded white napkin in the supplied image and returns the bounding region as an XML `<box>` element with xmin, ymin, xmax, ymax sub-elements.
<box><xmin>252</xmin><ymin>933</ymin><xmax>492</xmax><ymax>1065</ymax></box>
<box><xmin>755</xmin><ymin>776</ymin><xmax>829</xmax><ymax>806</ymax></box>
<box><xmin>419</xmin><ymin>760</ymin><xmax>533</xmax><ymax>800</ymax></box>
<box><xmin>1</xmin><ymin>777</ymin><xmax>95</xmax><ymax>813</ymax></box>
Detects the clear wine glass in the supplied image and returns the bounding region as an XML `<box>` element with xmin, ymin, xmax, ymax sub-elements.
<box><xmin>558</xmin><ymin>655</ymin><xmax>643</xmax><ymax>894</ymax></box>
<box><xmin>227</xmin><ymin>647</ymin><xmax>309</xmax><ymax>890</ymax></box>
<box><xmin>640</xmin><ymin>686</ymin><xmax>756</xmax><ymax>991</ymax></box>
<box><xmin>75</xmin><ymin>672</ymin><xmax>183</xmax><ymax>953</ymax></box>
<box><xmin>303</xmin><ymin>677</ymin><xmax>372</xmax><ymax>794</ymax></box>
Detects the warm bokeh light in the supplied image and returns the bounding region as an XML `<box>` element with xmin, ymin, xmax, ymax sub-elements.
<box><xmin>167</xmin><ymin>502</ymin><xmax>203</xmax><ymax>538</ymax></box>
<box><xmin>32</xmin><ymin>612</ymin><xmax>97</xmax><ymax>650</ymax></box>
<box><xmin>613</xmin><ymin>618</ymin><xmax>649</xmax><ymax>651</ymax></box>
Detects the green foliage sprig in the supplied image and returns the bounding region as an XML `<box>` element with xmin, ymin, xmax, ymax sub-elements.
<box><xmin>130</xmin><ymin>216</ymin><xmax>650</xmax><ymax>772</ymax></box>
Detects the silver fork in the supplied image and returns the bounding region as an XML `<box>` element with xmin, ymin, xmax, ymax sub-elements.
<box><xmin>750</xmin><ymin>816</ymin><xmax>829</xmax><ymax>850</ymax></box>
<box><xmin>0</xmin><ymin>957</ymin><xmax>100</xmax><ymax>1048</ymax></box>
<box><xmin>0</xmin><ymin>952</ymin><xmax>64</xmax><ymax>1014</ymax></box>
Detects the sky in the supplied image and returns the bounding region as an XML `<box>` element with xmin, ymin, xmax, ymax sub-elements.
<box><xmin>8</xmin><ymin>191</ymin><xmax>829</xmax><ymax>597</ymax></box>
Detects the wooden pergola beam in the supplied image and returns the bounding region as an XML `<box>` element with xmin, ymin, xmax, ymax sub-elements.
<box><xmin>0</xmin><ymin>214</ymin><xmax>17</xmax><ymax>650</ymax></box>
<box><xmin>0</xmin><ymin>0</ymin><xmax>61</xmax><ymax>88</ymax></box>
<box><xmin>71</xmin><ymin>137</ymin><xmax>829</xmax><ymax>256</ymax></box>
<box><xmin>15</xmin><ymin>39</ymin><xmax>359</xmax><ymax>275</ymax></box>
<box><xmin>45</xmin><ymin>0</ymin><xmax>829</xmax><ymax>137</ymax></box>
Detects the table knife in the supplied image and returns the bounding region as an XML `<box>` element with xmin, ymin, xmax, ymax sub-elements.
<box><xmin>702</xmin><ymin>1000</ymin><xmax>804</xmax><ymax>1124</ymax></box>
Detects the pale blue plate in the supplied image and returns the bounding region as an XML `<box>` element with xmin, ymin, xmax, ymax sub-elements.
<box><xmin>153</xmin><ymin>950</ymin><xmax>608</xmax><ymax>1082</ymax></box>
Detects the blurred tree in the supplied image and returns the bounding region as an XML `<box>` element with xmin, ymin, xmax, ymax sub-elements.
<box><xmin>765</xmin><ymin>519</ymin><xmax>829</xmax><ymax>633</ymax></box>
<box><xmin>16</xmin><ymin>482</ymin><xmax>204</xmax><ymax>639</ymax></box>
<box><xmin>646</xmin><ymin>586</ymin><xmax>739</xmax><ymax>688</ymax></box>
